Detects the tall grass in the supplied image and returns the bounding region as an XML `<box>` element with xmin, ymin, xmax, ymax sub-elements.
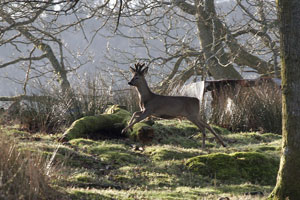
<box><xmin>210</xmin><ymin>83</ymin><xmax>282</xmax><ymax>133</ymax></box>
<box><xmin>0</xmin><ymin>133</ymin><xmax>62</xmax><ymax>200</ymax></box>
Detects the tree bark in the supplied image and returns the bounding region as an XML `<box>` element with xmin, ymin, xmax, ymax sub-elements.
<box><xmin>269</xmin><ymin>1</ymin><xmax>300</xmax><ymax>199</ymax></box>
<box><xmin>175</xmin><ymin>0</ymin><xmax>273</xmax><ymax>77</ymax></box>
<box><xmin>194</xmin><ymin>0</ymin><xmax>242</xmax><ymax>79</ymax></box>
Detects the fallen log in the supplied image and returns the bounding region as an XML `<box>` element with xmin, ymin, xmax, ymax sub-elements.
<box><xmin>63</xmin><ymin>105</ymin><xmax>154</xmax><ymax>143</ymax></box>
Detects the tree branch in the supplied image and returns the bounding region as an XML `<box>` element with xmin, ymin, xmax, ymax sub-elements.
<box><xmin>0</xmin><ymin>95</ymin><xmax>57</xmax><ymax>102</ymax></box>
<box><xmin>0</xmin><ymin>54</ymin><xmax>47</xmax><ymax>69</ymax></box>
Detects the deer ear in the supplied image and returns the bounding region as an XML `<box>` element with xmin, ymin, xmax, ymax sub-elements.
<box><xmin>130</xmin><ymin>67</ymin><xmax>136</xmax><ymax>73</ymax></box>
<box><xmin>141</xmin><ymin>66</ymin><xmax>148</xmax><ymax>75</ymax></box>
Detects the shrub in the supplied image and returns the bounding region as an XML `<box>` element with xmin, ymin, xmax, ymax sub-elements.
<box><xmin>2</xmin><ymin>75</ymin><xmax>139</xmax><ymax>134</ymax></box>
<box><xmin>210</xmin><ymin>82</ymin><xmax>281</xmax><ymax>133</ymax></box>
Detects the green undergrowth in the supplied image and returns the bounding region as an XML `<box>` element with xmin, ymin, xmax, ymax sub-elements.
<box><xmin>186</xmin><ymin>152</ymin><xmax>279</xmax><ymax>185</ymax></box>
<box><xmin>0</xmin><ymin>119</ymin><xmax>282</xmax><ymax>200</ymax></box>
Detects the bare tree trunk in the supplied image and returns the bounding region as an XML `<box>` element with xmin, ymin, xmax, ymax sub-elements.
<box><xmin>194</xmin><ymin>0</ymin><xmax>242</xmax><ymax>79</ymax></box>
<box><xmin>175</xmin><ymin>0</ymin><xmax>273</xmax><ymax>77</ymax></box>
<box><xmin>269</xmin><ymin>1</ymin><xmax>300</xmax><ymax>199</ymax></box>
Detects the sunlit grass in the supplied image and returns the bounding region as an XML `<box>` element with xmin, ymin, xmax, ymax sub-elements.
<box><xmin>0</xmin><ymin>119</ymin><xmax>282</xmax><ymax>199</ymax></box>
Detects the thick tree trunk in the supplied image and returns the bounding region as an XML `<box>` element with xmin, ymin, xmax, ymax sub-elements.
<box><xmin>269</xmin><ymin>1</ymin><xmax>300</xmax><ymax>199</ymax></box>
<box><xmin>175</xmin><ymin>0</ymin><xmax>273</xmax><ymax>77</ymax></box>
<box><xmin>194</xmin><ymin>0</ymin><xmax>242</xmax><ymax>80</ymax></box>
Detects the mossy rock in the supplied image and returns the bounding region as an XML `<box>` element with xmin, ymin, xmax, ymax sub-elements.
<box><xmin>186</xmin><ymin>152</ymin><xmax>279</xmax><ymax>185</ymax></box>
<box><xmin>63</xmin><ymin>105</ymin><xmax>154</xmax><ymax>143</ymax></box>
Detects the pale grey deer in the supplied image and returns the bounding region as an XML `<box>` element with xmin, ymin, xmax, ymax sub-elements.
<box><xmin>121</xmin><ymin>62</ymin><xmax>226</xmax><ymax>148</ymax></box>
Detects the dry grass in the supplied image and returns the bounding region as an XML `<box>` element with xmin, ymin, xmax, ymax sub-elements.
<box><xmin>0</xmin><ymin>132</ymin><xmax>64</xmax><ymax>200</ymax></box>
<box><xmin>210</xmin><ymin>83</ymin><xmax>281</xmax><ymax>133</ymax></box>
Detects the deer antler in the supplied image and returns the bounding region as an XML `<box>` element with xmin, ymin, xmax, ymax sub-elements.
<box><xmin>134</xmin><ymin>62</ymin><xmax>145</xmax><ymax>73</ymax></box>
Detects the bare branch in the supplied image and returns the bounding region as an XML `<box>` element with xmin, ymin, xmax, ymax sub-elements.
<box><xmin>0</xmin><ymin>54</ymin><xmax>47</xmax><ymax>69</ymax></box>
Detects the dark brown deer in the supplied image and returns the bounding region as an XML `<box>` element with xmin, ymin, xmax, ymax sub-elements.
<box><xmin>122</xmin><ymin>62</ymin><xmax>226</xmax><ymax>148</ymax></box>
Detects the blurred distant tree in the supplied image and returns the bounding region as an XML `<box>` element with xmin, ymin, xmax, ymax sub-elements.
<box><xmin>0</xmin><ymin>0</ymin><xmax>279</xmax><ymax>97</ymax></box>
<box><xmin>0</xmin><ymin>0</ymin><xmax>118</xmax><ymax>104</ymax></box>
<box><xmin>101</xmin><ymin>0</ymin><xmax>279</xmax><ymax>92</ymax></box>
<box><xmin>0</xmin><ymin>0</ymin><xmax>120</xmax><ymax>118</ymax></box>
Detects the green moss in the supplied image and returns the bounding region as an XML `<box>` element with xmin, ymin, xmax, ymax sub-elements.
<box><xmin>70</xmin><ymin>139</ymin><xmax>142</xmax><ymax>166</ymax></box>
<box><xmin>129</xmin><ymin>122</ymin><xmax>154</xmax><ymax>144</ymax></box>
<box><xmin>186</xmin><ymin>152</ymin><xmax>279</xmax><ymax>185</ymax></box>
<box><xmin>3</xmin><ymin>119</ymin><xmax>282</xmax><ymax>200</ymax></box>
<box><xmin>153</xmin><ymin>120</ymin><xmax>198</xmax><ymax>136</ymax></box>
<box><xmin>247</xmin><ymin>132</ymin><xmax>282</xmax><ymax>143</ymax></box>
<box><xmin>64</xmin><ymin>105</ymin><xmax>154</xmax><ymax>143</ymax></box>
<box><xmin>69</xmin><ymin>138</ymin><xmax>98</xmax><ymax>147</ymax></box>
<box><xmin>256</xmin><ymin>146</ymin><xmax>277</xmax><ymax>152</ymax></box>
<box><xmin>72</xmin><ymin>172</ymin><xmax>95</xmax><ymax>183</ymax></box>
<box><xmin>63</xmin><ymin>105</ymin><xmax>132</xmax><ymax>140</ymax></box>
<box><xmin>151</xmin><ymin>120</ymin><xmax>230</xmax><ymax>148</ymax></box>
<box><xmin>69</xmin><ymin>190</ymin><xmax>113</xmax><ymax>200</ymax></box>
<box><xmin>262</xmin><ymin>133</ymin><xmax>282</xmax><ymax>140</ymax></box>
<box><xmin>2</xmin><ymin>127</ymin><xmax>31</xmax><ymax>138</ymax></box>
<box><xmin>41</xmin><ymin>144</ymin><xmax>102</xmax><ymax>169</ymax></box>
<box><xmin>211</xmin><ymin>125</ymin><xmax>232</xmax><ymax>135</ymax></box>
<box><xmin>63</xmin><ymin>114</ymin><xmax>124</xmax><ymax>140</ymax></box>
<box><xmin>146</xmin><ymin>146</ymin><xmax>199</xmax><ymax>161</ymax></box>
<box><xmin>186</xmin><ymin>153</ymin><xmax>239</xmax><ymax>180</ymax></box>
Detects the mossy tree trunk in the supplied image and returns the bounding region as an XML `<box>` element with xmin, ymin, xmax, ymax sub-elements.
<box><xmin>269</xmin><ymin>1</ymin><xmax>300</xmax><ymax>199</ymax></box>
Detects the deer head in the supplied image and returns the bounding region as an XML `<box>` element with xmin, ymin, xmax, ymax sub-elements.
<box><xmin>128</xmin><ymin>62</ymin><xmax>148</xmax><ymax>86</ymax></box>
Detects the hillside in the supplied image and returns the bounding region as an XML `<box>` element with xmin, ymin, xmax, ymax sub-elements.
<box><xmin>0</xmin><ymin>118</ymin><xmax>281</xmax><ymax>200</ymax></box>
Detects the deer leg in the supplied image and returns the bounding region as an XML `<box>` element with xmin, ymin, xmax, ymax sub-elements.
<box><xmin>127</xmin><ymin>111</ymin><xmax>143</xmax><ymax>126</ymax></box>
<box><xmin>121</xmin><ymin>111</ymin><xmax>150</xmax><ymax>134</ymax></box>
<box><xmin>202</xmin><ymin>129</ymin><xmax>206</xmax><ymax>149</ymax></box>
<box><xmin>187</xmin><ymin>117</ymin><xmax>207</xmax><ymax>149</ymax></box>
<box><xmin>196</xmin><ymin>117</ymin><xmax>226</xmax><ymax>147</ymax></box>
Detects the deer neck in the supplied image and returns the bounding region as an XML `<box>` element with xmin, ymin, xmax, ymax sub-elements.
<box><xmin>135</xmin><ymin>78</ymin><xmax>153</xmax><ymax>104</ymax></box>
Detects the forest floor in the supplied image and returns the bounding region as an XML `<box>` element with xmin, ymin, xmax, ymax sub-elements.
<box><xmin>1</xmin><ymin>119</ymin><xmax>281</xmax><ymax>200</ymax></box>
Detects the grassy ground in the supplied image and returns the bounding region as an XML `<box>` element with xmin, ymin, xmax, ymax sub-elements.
<box><xmin>1</xmin><ymin>119</ymin><xmax>281</xmax><ymax>200</ymax></box>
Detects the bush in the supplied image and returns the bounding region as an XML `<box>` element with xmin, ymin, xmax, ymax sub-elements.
<box><xmin>210</xmin><ymin>82</ymin><xmax>281</xmax><ymax>133</ymax></box>
<box><xmin>2</xmin><ymin>75</ymin><xmax>139</xmax><ymax>134</ymax></box>
<box><xmin>0</xmin><ymin>132</ymin><xmax>62</xmax><ymax>200</ymax></box>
